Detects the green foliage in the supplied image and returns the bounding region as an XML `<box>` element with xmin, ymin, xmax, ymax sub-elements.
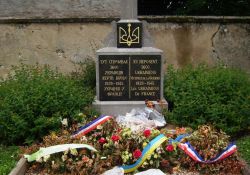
<box><xmin>177</xmin><ymin>0</ymin><xmax>250</xmax><ymax>16</ymax></box>
<box><xmin>0</xmin><ymin>146</ymin><xmax>19</xmax><ymax>175</ymax></box>
<box><xmin>138</xmin><ymin>0</ymin><xmax>250</xmax><ymax>16</ymax></box>
<box><xmin>237</xmin><ymin>136</ymin><xmax>250</xmax><ymax>165</ymax></box>
<box><xmin>0</xmin><ymin>64</ymin><xmax>94</xmax><ymax>145</ymax></box>
<box><xmin>164</xmin><ymin>65</ymin><xmax>250</xmax><ymax>136</ymax></box>
<box><xmin>72</xmin><ymin>59</ymin><xmax>96</xmax><ymax>90</ymax></box>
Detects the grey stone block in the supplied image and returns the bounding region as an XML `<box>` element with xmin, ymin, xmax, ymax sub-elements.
<box><xmin>93</xmin><ymin>99</ymin><xmax>168</xmax><ymax>117</ymax></box>
<box><xmin>9</xmin><ymin>158</ymin><xmax>27</xmax><ymax>175</ymax></box>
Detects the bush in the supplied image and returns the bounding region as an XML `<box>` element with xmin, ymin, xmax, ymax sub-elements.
<box><xmin>0</xmin><ymin>64</ymin><xmax>94</xmax><ymax>145</ymax></box>
<box><xmin>71</xmin><ymin>58</ymin><xmax>96</xmax><ymax>90</ymax></box>
<box><xmin>138</xmin><ymin>0</ymin><xmax>250</xmax><ymax>16</ymax></box>
<box><xmin>164</xmin><ymin>65</ymin><xmax>250</xmax><ymax>136</ymax></box>
<box><xmin>179</xmin><ymin>125</ymin><xmax>244</xmax><ymax>174</ymax></box>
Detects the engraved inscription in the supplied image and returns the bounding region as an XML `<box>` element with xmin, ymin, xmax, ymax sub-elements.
<box><xmin>130</xmin><ymin>55</ymin><xmax>161</xmax><ymax>100</ymax></box>
<box><xmin>99</xmin><ymin>55</ymin><xmax>129</xmax><ymax>101</ymax></box>
<box><xmin>99</xmin><ymin>55</ymin><xmax>161</xmax><ymax>101</ymax></box>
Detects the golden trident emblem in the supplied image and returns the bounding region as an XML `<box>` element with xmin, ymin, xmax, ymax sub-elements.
<box><xmin>119</xmin><ymin>23</ymin><xmax>140</xmax><ymax>46</ymax></box>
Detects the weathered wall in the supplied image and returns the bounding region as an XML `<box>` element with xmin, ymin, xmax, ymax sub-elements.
<box><xmin>148</xmin><ymin>23</ymin><xmax>250</xmax><ymax>71</ymax></box>
<box><xmin>0</xmin><ymin>0</ymin><xmax>249</xmax><ymax>77</ymax></box>
<box><xmin>0</xmin><ymin>22</ymin><xmax>249</xmax><ymax>78</ymax></box>
<box><xmin>0</xmin><ymin>0</ymin><xmax>120</xmax><ymax>19</ymax></box>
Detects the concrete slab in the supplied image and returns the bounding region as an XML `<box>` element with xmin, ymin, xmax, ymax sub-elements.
<box><xmin>92</xmin><ymin>98</ymin><xmax>168</xmax><ymax>116</ymax></box>
<box><xmin>9</xmin><ymin>158</ymin><xmax>27</xmax><ymax>175</ymax></box>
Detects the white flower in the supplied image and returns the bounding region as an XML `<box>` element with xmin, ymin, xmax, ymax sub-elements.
<box><xmin>36</xmin><ymin>157</ymin><xmax>42</xmax><ymax>163</ymax></box>
<box><xmin>61</xmin><ymin>154</ymin><xmax>68</xmax><ymax>162</ymax></box>
<box><xmin>97</xmin><ymin>125</ymin><xmax>103</xmax><ymax>130</ymax></box>
<box><xmin>43</xmin><ymin>155</ymin><xmax>50</xmax><ymax>162</ymax></box>
<box><xmin>80</xmin><ymin>136</ymin><xmax>88</xmax><ymax>142</ymax></box>
<box><xmin>61</xmin><ymin>118</ymin><xmax>68</xmax><ymax>127</ymax></box>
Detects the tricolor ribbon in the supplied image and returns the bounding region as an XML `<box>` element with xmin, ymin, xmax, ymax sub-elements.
<box><xmin>120</xmin><ymin>133</ymin><xmax>237</xmax><ymax>173</ymax></box>
<box><xmin>121</xmin><ymin>134</ymin><xmax>168</xmax><ymax>173</ymax></box>
<box><xmin>71</xmin><ymin>115</ymin><xmax>112</xmax><ymax>139</ymax></box>
<box><xmin>178</xmin><ymin>142</ymin><xmax>237</xmax><ymax>163</ymax></box>
<box><xmin>169</xmin><ymin>133</ymin><xmax>189</xmax><ymax>143</ymax></box>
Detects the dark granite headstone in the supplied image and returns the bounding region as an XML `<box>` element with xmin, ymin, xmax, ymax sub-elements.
<box><xmin>99</xmin><ymin>55</ymin><xmax>161</xmax><ymax>101</ymax></box>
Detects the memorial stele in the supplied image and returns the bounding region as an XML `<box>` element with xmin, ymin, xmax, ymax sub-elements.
<box><xmin>93</xmin><ymin>0</ymin><xmax>168</xmax><ymax>116</ymax></box>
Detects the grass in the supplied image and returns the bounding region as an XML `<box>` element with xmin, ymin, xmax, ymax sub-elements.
<box><xmin>0</xmin><ymin>146</ymin><xmax>20</xmax><ymax>175</ymax></box>
<box><xmin>237</xmin><ymin>136</ymin><xmax>250</xmax><ymax>165</ymax></box>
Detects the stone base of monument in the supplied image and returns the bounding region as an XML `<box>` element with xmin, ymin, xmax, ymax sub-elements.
<box><xmin>92</xmin><ymin>98</ymin><xmax>168</xmax><ymax>116</ymax></box>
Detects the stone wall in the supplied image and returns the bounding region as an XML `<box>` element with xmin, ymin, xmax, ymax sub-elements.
<box><xmin>0</xmin><ymin>0</ymin><xmax>120</xmax><ymax>19</ymax></box>
<box><xmin>0</xmin><ymin>0</ymin><xmax>249</xmax><ymax>78</ymax></box>
<box><xmin>0</xmin><ymin>21</ymin><xmax>249</xmax><ymax>78</ymax></box>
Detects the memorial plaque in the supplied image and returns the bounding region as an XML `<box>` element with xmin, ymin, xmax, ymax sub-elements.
<box><xmin>117</xmin><ymin>22</ymin><xmax>142</xmax><ymax>48</ymax></box>
<box><xmin>93</xmin><ymin>0</ymin><xmax>167</xmax><ymax>116</ymax></box>
<box><xmin>99</xmin><ymin>55</ymin><xmax>161</xmax><ymax>101</ymax></box>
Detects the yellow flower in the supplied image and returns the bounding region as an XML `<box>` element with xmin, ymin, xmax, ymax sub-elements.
<box><xmin>142</xmin><ymin>142</ymin><xmax>147</xmax><ymax>148</ymax></box>
<box><xmin>147</xmin><ymin>154</ymin><xmax>151</xmax><ymax>160</ymax></box>
<box><xmin>153</xmin><ymin>154</ymin><xmax>158</xmax><ymax>159</ymax></box>
<box><xmin>70</xmin><ymin>148</ymin><xmax>78</xmax><ymax>156</ymax></box>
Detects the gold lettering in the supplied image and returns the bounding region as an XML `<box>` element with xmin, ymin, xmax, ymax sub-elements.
<box><xmin>104</xmin><ymin>87</ymin><xmax>121</xmax><ymax>91</ymax></box>
<box><xmin>138</xmin><ymin>87</ymin><xmax>159</xmax><ymax>91</ymax></box>
<box><xmin>134</xmin><ymin>70</ymin><xmax>157</xmax><ymax>75</ymax></box>
<box><xmin>110</xmin><ymin>65</ymin><xmax>119</xmax><ymax>70</ymax></box>
<box><xmin>109</xmin><ymin>60</ymin><xmax>128</xmax><ymax>64</ymax></box>
<box><xmin>141</xmin><ymin>92</ymin><xmax>156</xmax><ymax>96</ymax></box>
<box><xmin>116</xmin><ymin>76</ymin><xmax>127</xmax><ymax>80</ymax></box>
<box><xmin>115</xmin><ymin>82</ymin><xmax>124</xmax><ymax>86</ymax></box>
<box><xmin>100</xmin><ymin>60</ymin><xmax>108</xmax><ymax>64</ymax></box>
<box><xmin>135</xmin><ymin>81</ymin><xmax>145</xmax><ymax>85</ymax></box>
<box><xmin>105</xmin><ymin>71</ymin><xmax>123</xmax><ymax>75</ymax></box>
<box><xmin>102</xmin><ymin>76</ymin><xmax>114</xmax><ymax>80</ymax></box>
<box><xmin>104</xmin><ymin>82</ymin><xmax>114</xmax><ymax>86</ymax></box>
<box><xmin>138</xmin><ymin>59</ymin><xmax>158</xmax><ymax>64</ymax></box>
<box><xmin>107</xmin><ymin>92</ymin><xmax>122</xmax><ymax>96</ymax></box>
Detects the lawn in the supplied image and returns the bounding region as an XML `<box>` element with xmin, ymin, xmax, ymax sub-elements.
<box><xmin>0</xmin><ymin>146</ymin><xmax>20</xmax><ymax>175</ymax></box>
<box><xmin>237</xmin><ymin>136</ymin><xmax>250</xmax><ymax>165</ymax></box>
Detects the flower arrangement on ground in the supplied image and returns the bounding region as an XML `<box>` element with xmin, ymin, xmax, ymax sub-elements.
<box><xmin>22</xmin><ymin>115</ymin><xmax>244</xmax><ymax>175</ymax></box>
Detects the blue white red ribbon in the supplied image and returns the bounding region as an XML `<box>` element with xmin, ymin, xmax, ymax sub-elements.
<box><xmin>121</xmin><ymin>134</ymin><xmax>168</xmax><ymax>173</ymax></box>
<box><xmin>168</xmin><ymin>133</ymin><xmax>189</xmax><ymax>144</ymax></box>
<box><xmin>71</xmin><ymin>115</ymin><xmax>112</xmax><ymax>139</ymax></box>
<box><xmin>178</xmin><ymin>142</ymin><xmax>237</xmax><ymax>163</ymax></box>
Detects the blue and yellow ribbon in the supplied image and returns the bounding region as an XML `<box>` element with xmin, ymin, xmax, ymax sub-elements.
<box><xmin>120</xmin><ymin>134</ymin><xmax>168</xmax><ymax>173</ymax></box>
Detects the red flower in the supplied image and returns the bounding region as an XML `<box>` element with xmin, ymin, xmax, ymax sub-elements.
<box><xmin>143</xmin><ymin>129</ymin><xmax>151</xmax><ymax>138</ymax></box>
<box><xmin>98</xmin><ymin>137</ymin><xmax>106</xmax><ymax>144</ymax></box>
<box><xmin>111</xmin><ymin>135</ymin><xmax>120</xmax><ymax>142</ymax></box>
<box><xmin>133</xmin><ymin>149</ymin><xmax>142</xmax><ymax>159</ymax></box>
<box><xmin>166</xmin><ymin>144</ymin><xmax>174</xmax><ymax>152</ymax></box>
<box><xmin>82</xmin><ymin>156</ymin><xmax>89</xmax><ymax>163</ymax></box>
<box><xmin>117</xmin><ymin>128</ymin><xmax>123</xmax><ymax>133</ymax></box>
